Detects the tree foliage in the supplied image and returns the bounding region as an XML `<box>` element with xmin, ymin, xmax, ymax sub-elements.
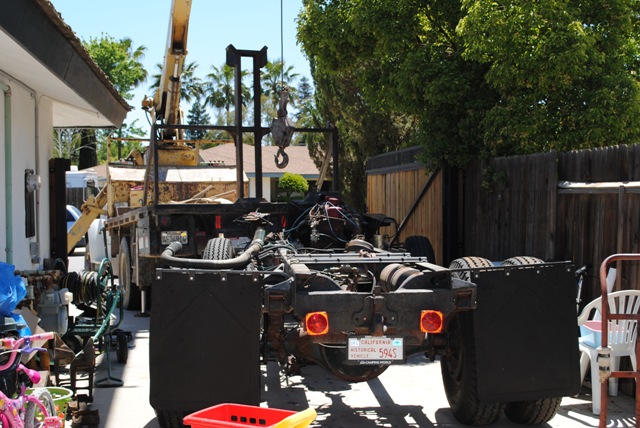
<box><xmin>297</xmin><ymin>0</ymin><xmax>438</xmax><ymax>208</ymax></box>
<box><xmin>85</xmin><ymin>35</ymin><xmax>147</xmax><ymax>101</ymax></box>
<box><xmin>58</xmin><ymin>35</ymin><xmax>148</xmax><ymax>168</ymax></box>
<box><xmin>459</xmin><ymin>0</ymin><xmax>640</xmax><ymax>154</ymax></box>
<box><xmin>205</xmin><ymin>63</ymin><xmax>250</xmax><ymax>127</ymax></box>
<box><xmin>186</xmin><ymin>98</ymin><xmax>212</xmax><ymax>143</ymax></box>
<box><xmin>297</xmin><ymin>0</ymin><xmax>640</xmax><ymax>206</ymax></box>
<box><xmin>149</xmin><ymin>61</ymin><xmax>203</xmax><ymax>105</ymax></box>
<box><xmin>278</xmin><ymin>172</ymin><xmax>309</xmax><ymax>201</ymax></box>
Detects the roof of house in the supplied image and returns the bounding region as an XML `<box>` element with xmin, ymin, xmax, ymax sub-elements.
<box><xmin>83</xmin><ymin>145</ymin><xmax>320</xmax><ymax>179</ymax></box>
<box><xmin>0</xmin><ymin>0</ymin><xmax>130</xmax><ymax>127</ymax></box>
<box><xmin>200</xmin><ymin>144</ymin><xmax>320</xmax><ymax>178</ymax></box>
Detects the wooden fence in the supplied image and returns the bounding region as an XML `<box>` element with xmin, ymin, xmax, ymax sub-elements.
<box><xmin>366</xmin><ymin>144</ymin><xmax>640</xmax><ymax>304</ymax></box>
<box><xmin>366</xmin><ymin>147</ymin><xmax>444</xmax><ymax>263</ymax></box>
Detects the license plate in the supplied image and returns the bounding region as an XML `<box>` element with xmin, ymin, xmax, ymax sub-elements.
<box><xmin>347</xmin><ymin>336</ymin><xmax>404</xmax><ymax>364</ymax></box>
<box><xmin>161</xmin><ymin>231</ymin><xmax>188</xmax><ymax>245</ymax></box>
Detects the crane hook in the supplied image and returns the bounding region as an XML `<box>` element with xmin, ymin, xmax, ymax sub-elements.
<box><xmin>274</xmin><ymin>147</ymin><xmax>289</xmax><ymax>169</ymax></box>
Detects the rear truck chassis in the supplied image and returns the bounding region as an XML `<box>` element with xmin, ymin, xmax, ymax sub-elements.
<box><xmin>103</xmin><ymin>200</ymin><xmax>299</xmax><ymax>311</ymax></box>
<box><xmin>147</xmin><ymin>209</ymin><xmax>580</xmax><ymax>428</ymax></box>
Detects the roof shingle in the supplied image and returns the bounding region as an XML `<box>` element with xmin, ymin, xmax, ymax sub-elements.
<box><xmin>200</xmin><ymin>144</ymin><xmax>319</xmax><ymax>177</ymax></box>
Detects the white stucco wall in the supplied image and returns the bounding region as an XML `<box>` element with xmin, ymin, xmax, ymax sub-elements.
<box><xmin>247</xmin><ymin>177</ymin><xmax>273</xmax><ymax>201</ymax></box>
<box><xmin>0</xmin><ymin>77</ymin><xmax>54</xmax><ymax>270</ymax></box>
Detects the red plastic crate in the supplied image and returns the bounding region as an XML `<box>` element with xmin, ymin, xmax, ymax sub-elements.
<box><xmin>183</xmin><ymin>403</ymin><xmax>298</xmax><ymax>428</ymax></box>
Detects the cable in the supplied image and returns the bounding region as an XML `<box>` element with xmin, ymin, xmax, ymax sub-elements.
<box><xmin>280</xmin><ymin>0</ymin><xmax>284</xmax><ymax>86</ymax></box>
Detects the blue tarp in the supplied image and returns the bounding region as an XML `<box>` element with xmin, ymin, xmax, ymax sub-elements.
<box><xmin>0</xmin><ymin>262</ymin><xmax>26</xmax><ymax>315</ymax></box>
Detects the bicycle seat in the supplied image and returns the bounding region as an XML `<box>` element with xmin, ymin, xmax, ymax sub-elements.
<box><xmin>0</xmin><ymin>353</ymin><xmax>22</xmax><ymax>396</ymax></box>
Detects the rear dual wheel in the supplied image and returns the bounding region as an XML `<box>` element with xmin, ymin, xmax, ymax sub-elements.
<box><xmin>155</xmin><ymin>410</ymin><xmax>189</xmax><ymax>428</ymax></box>
<box><xmin>442</xmin><ymin>256</ymin><xmax>561</xmax><ymax>425</ymax></box>
<box><xmin>442</xmin><ymin>257</ymin><xmax>503</xmax><ymax>425</ymax></box>
<box><xmin>500</xmin><ymin>256</ymin><xmax>562</xmax><ymax>425</ymax></box>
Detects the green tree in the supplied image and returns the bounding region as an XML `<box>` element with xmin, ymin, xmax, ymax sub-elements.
<box><xmin>295</xmin><ymin>76</ymin><xmax>325</xmax><ymax>152</ymax></box>
<box><xmin>458</xmin><ymin>0</ymin><xmax>640</xmax><ymax>154</ymax></box>
<box><xmin>185</xmin><ymin>98</ymin><xmax>212</xmax><ymax>141</ymax></box>
<box><xmin>95</xmin><ymin>120</ymin><xmax>146</xmax><ymax>164</ymax></box>
<box><xmin>86</xmin><ymin>35</ymin><xmax>147</xmax><ymax>101</ymax></box>
<box><xmin>262</xmin><ymin>60</ymin><xmax>300</xmax><ymax>121</ymax></box>
<box><xmin>149</xmin><ymin>60</ymin><xmax>203</xmax><ymax>104</ymax></box>
<box><xmin>277</xmin><ymin>172</ymin><xmax>309</xmax><ymax>201</ymax></box>
<box><xmin>53</xmin><ymin>129</ymin><xmax>81</xmax><ymax>163</ymax></box>
<box><xmin>298</xmin><ymin>1</ymin><xmax>417</xmax><ymax>208</ymax></box>
<box><xmin>297</xmin><ymin>0</ymin><xmax>640</xmax><ymax>208</ymax></box>
<box><xmin>204</xmin><ymin>64</ymin><xmax>250</xmax><ymax>127</ymax></box>
<box><xmin>61</xmin><ymin>35</ymin><xmax>148</xmax><ymax>168</ymax></box>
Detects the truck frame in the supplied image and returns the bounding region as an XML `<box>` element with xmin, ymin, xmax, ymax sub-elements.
<box><xmin>147</xmin><ymin>189</ymin><xmax>580</xmax><ymax>428</ymax></box>
<box><xmin>67</xmin><ymin>2</ymin><xmax>580</xmax><ymax>426</ymax></box>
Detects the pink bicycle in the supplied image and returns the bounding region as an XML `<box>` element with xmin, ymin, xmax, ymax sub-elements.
<box><xmin>0</xmin><ymin>332</ymin><xmax>62</xmax><ymax>427</ymax></box>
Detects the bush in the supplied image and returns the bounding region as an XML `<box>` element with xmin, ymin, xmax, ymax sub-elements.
<box><xmin>277</xmin><ymin>172</ymin><xmax>309</xmax><ymax>201</ymax></box>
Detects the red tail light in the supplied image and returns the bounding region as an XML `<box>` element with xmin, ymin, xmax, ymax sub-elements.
<box><xmin>305</xmin><ymin>312</ymin><xmax>329</xmax><ymax>336</ymax></box>
<box><xmin>215</xmin><ymin>215</ymin><xmax>221</xmax><ymax>229</ymax></box>
<box><xmin>420</xmin><ymin>310</ymin><xmax>443</xmax><ymax>333</ymax></box>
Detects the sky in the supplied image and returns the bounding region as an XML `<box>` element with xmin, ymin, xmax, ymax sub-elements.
<box><xmin>50</xmin><ymin>0</ymin><xmax>312</xmax><ymax>132</ymax></box>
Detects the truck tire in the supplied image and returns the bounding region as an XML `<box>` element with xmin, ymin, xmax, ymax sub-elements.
<box><xmin>501</xmin><ymin>256</ymin><xmax>544</xmax><ymax>266</ymax></box>
<box><xmin>440</xmin><ymin>311</ymin><xmax>504</xmax><ymax>425</ymax></box>
<box><xmin>155</xmin><ymin>409</ymin><xmax>188</xmax><ymax>428</ymax></box>
<box><xmin>499</xmin><ymin>256</ymin><xmax>562</xmax><ymax>424</ymax></box>
<box><xmin>119</xmin><ymin>237</ymin><xmax>141</xmax><ymax>310</ymax></box>
<box><xmin>504</xmin><ymin>398</ymin><xmax>562</xmax><ymax>425</ymax></box>
<box><xmin>404</xmin><ymin>235</ymin><xmax>436</xmax><ymax>262</ymax></box>
<box><xmin>449</xmin><ymin>256</ymin><xmax>493</xmax><ymax>281</ymax></box>
<box><xmin>202</xmin><ymin>238</ymin><xmax>235</xmax><ymax>260</ymax></box>
<box><xmin>441</xmin><ymin>257</ymin><xmax>504</xmax><ymax>425</ymax></box>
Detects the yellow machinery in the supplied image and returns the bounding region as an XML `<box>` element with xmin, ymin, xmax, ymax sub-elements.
<box><xmin>66</xmin><ymin>0</ymin><xmax>245</xmax><ymax>256</ymax></box>
<box><xmin>66</xmin><ymin>187</ymin><xmax>108</xmax><ymax>255</ymax></box>
<box><xmin>141</xmin><ymin>0</ymin><xmax>199</xmax><ymax>166</ymax></box>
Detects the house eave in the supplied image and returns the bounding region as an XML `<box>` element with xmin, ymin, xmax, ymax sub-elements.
<box><xmin>0</xmin><ymin>0</ymin><xmax>131</xmax><ymax>128</ymax></box>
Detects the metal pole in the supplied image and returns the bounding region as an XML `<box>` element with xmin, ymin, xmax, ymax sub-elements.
<box><xmin>226</xmin><ymin>45</ymin><xmax>245</xmax><ymax>200</ymax></box>
<box><xmin>253</xmin><ymin>50</ymin><xmax>266</xmax><ymax>199</ymax></box>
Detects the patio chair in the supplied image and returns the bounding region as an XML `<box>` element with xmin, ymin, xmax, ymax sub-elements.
<box><xmin>578</xmin><ymin>289</ymin><xmax>640</xmax><ymax>414</ymax></box>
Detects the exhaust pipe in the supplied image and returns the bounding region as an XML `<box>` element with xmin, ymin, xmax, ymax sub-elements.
<box><xmin>160</xmin><ymin>227</ymin><xmax>266</xmax><ymax>269</ymax></box>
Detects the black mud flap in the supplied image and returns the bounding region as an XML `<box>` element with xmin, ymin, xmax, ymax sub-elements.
<box><xmin>150</xmin><ymin>269</ymin><xmax>262</xmax><ymax>416</ymax></box>
<box><xmin>471</xmin><ymin>262</ymin><xmax>580</xmax><ymax>402</ymax></box>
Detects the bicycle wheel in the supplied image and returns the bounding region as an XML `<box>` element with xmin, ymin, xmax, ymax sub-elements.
<box><xmin>24</xmin><ymin>387</ymin><xmax>55</xmax><ymax>428</ymax></box>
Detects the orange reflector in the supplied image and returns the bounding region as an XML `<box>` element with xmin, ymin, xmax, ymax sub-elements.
<box><xmin>420</xmin><ymin>310</ymin><xmax>443</xmax><ymax>333</ymax></box>
<box><xmin>305</xmin><ymin>312</ymin><xmax>329</xmax><ymax>336</ymax></box>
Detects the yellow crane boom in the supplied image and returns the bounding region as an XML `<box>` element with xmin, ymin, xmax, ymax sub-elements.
<box><xmin>142</xmin><ymin>0</ymin><xmax>192</xmax><ymax>138</ymax></box>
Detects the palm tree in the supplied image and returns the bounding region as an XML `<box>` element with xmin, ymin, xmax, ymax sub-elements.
<box><xmin>204</xmin><ymin>64</ymin><xmax>251</xmax><ymax>126</ymax></box>
<box><xmin>148</xmin><ymin>60</ymin><xmax>203</xmax><ymax>104</ymax></box>
<box><xmin>262</xmin><ymin>60</ymin><xmax>300</xmax><ymax>112</ymax></box>
<box><xmin>119</xmin><ymin>37</ymin><xmax>148</xmax><ymax>99</ymax></box>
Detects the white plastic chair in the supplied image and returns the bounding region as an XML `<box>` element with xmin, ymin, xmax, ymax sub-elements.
<box><xmin>578</xmin><ymin>290</ymin><xmax>640</xmax><ymax>414</ymax></box>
